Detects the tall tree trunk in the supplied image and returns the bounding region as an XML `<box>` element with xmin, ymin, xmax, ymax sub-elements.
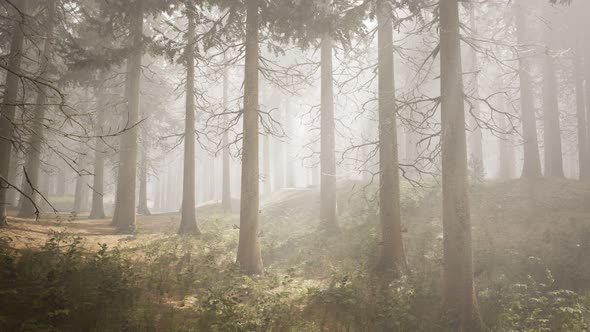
<box><xmin>208</xmin><ymin>156</ymin><xmax>215</xmax><ymax>200</ymax></box>
<box><xmin>515</xmin><ymin>0</ymin><xmax>542</xmax><ymax>178</ymax></box>
<box><xmin>237</xmin><ymin>0</ymin><xmax>263</xmax><ymax>275</ymax></box>
<box><xmin>466</xmin><ymin>3</ymin><xmax>484</xmax><ymax>182</ymax></box>
<box><xmin>0</xmin><ymin>0</ymin><xmax>27</xmax><ymax>225</ymax></box>
<box><xmin>376</xmin><ymin>3</ymin><xmax>406</xmax><ymax>276</ymax></box>
<box><xmin>6</xmin><ymin>152</ymin><xmax>19</xmax><ymax>207</ymax></box>
<box><xmin>541</xmin><ymin>47</ymin><xmax>564</xmax><ymax>178</ymax></box>
<box><xmin>319</xmin><ymin>33</ymin><xmax>338</xmax><ymax>233</ymax></box>
<box><xmin>440</xmin><ymin>0</ymin><xmax>482</xmax><ymax>330</ymax></box>
<box><xmin>73</xmin><ymin>173</ymin><xmax>87</xmax><ymax>215</ymax></box>
<box><xmin>273</xmin><ymin>139</ymin><xmax>284</xmax><ymax>191</ymax></box>
<box><xmin>263</xmin><ymin>135</ymin><xmax>271</xmax><ymax>195</ymax></box>
<box><xmin>56</xmin><ymin>164</ymin><xmax>66</xmax><ymax>196</ymax></box>
<box><xmin>498</xmin><ymin>112</ymin><xmax>515</xmax><ymax>180</ymax></box>
<box><xmin>89</xmin><ymin>83</ymin><xmax>107</xmax><ymax>219</ymax></box>
<box><xmin>137</xmin><ymin>146</ymin><xmax>151</xmax><ymax>215</ymax></box>
<box><xmin>222</xmin><ymin>70</ymin><xmax>232</xmax><ymax>212</ymax></box>
<box><xmin>111</xmin><ymin>0</ymin><xmax>143</xmax><ymax>233</ymax></box>
<box><xmin>285</xmin><ymin>101</ymin><xmax>296</xmax><ymax>187</ymax></box>
<box><xmin>18</xmin><ymin>0</ymin><xmax>56</xmax><ymax>218</ymax></box>
<box><xmin>179</xmin><ymin>2</ymin><xmax>200</xmax><ymax>234</ymax></box>
<box><xmin>575</xmin><ymin>43</ymin><xmax>588</xmax><ymax>181</ymax></box>
<box><xmin>584</xmin><ymin>12</ymin><xmax>590</xmax><ymax>170</ymax></box>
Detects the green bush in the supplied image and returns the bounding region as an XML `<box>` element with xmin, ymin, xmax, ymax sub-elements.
<box><xmin>0</xmin><ymin>233</ymin><xmax>137</xmax><ymax>331</ymax></box>
<box><xmin>480</xmin><ymin>271</ymin><xmax>589</xmax><ymax>332</ymax></box>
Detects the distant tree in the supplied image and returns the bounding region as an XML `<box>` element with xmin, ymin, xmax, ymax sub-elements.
<box><xmin>89</xmin><ymin>72</ymin><xmax>108</xmax><ymax>219</ymax></box>
<box><xmin>541</xmin><ymin>4</ymin><xmax>564</xmax><ymax>178</ymax></box>
<box><xmin>18</xmin><ymin>0</ymin><xmax>58</xmax><ymax>218</ymax></box>
<box><xmin>0</xmin><ymin>0</ymin><xmax>28</xmax><ymax>225</ymax></box>
<box><xmin>515</xmin><ymin>0</ymin><xmax>542</xmax><ymax>178</ymax></box>
<box><xmin>178</xmin><ymin>1</ymin><xmax>201</xmax><ymax>235</ymax></box>
<box><xmin>221</xmin><ymin>70</ymin><xmax>232</xmax><ymax>212</ymax></box>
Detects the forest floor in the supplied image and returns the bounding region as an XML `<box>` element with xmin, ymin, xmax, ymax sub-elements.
<box><xmin>2</xmin><ymin>178</ymin><xmax>590</xmax><ymax>331</ymax></box>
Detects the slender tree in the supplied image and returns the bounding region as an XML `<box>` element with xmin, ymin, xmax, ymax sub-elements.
<box><xmin>236</xmin><ymin>0</ymin><xmax>263</xmax><ymax>274</ymax></box>
<box><xmin>221</xmin><ymin>70</ymin><xmax>232</xmax><ymax>212</ymax></box>
<box><xmin>18</xmin><ymin>0</ymin><xmax>57</xmax><ymax>218</ymax></box>
<box><xmin>541</xmin><ymin>5</ymin><xmax>564</xmax><ymax>178</ymax></box>
<box><xmin>178</xmin><ymin>1</ymin><xmax>200</xmax><ymax>235</ymax></box>
<box><xmin>440</xmin><ymin>0</ymin><xmax>482</xmax><ymax>329</ymax></box>
<box><xmin>89</xmin><ymin>80</ymin><xmax>107</xmax><ymax>219</ymax></box>
<box><xmin>515</xmin><ymin>0</ymin><xmax>542</xmax><ymax>178</ymax></box>
<box><xmin>111</xmin><ymin>0</ymin><xmax>144</xmax><ymax>233</ymax></box>
<box><xmin>319</xmin><ymin>4</ymin><xmax>339</xmax><ymax>233</ymax></box>
<box><xmin>0</xmin><ymin>0</ymin><xmax>27</xmax><ymax>225</ymax></box>
<box><xmin>376</xmin><ymin>0</ymin><xmax>406</xmax><ymax>275</ymax></box>
<box><xmin>574</xmin><ymin>40</ymin><xmax>588</xmax><ymax>180</ymax></box>
<box><xmin>137</xmin><ymin>145</ymin><xmax>151</xmax><ymax>215</ymax></box>
<box><xmin>465</xmin><ymin>3</ymin><xmax>484</xmax><ymax>181</ymax></box>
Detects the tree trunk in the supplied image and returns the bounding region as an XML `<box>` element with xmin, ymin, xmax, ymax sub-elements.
<box><xmin>6</xmin><ymin>151</ymin><xmax>19</xmax><ymax>207</ymax></box>
<box><xmin>466</xmin><ymin>4</ymin><xmax>484</xmax><ymax>182</ymax></box>
<box><xmin>73</xmin><ymin>173</ymin><xmax>87</xmax><ymax>215</ymax></box>
<box><xmin>273</xmin><ymin>138</ymin><xmax>284</xmax><ymax>191</ymax></box>
<box><xmin>319</xmin><ymin>33</ymin><xmax>339</xmax><ymax>233</ymax></box>
<box><xmin>178</xmin><ymin>2</ymin><xmax>200</xmax><ymax>234</ymax></box>
<box><xmin>285</xmin><ymin>101</ymin><xmax>296</xmax><ymax>187</ymax></box>
<box><xmin>498</xmin><ymin>112</ymin><xmax>515</xmax><ymax>180</ymax></box>
<box><xmin>575</xmin><ymin>43</ymin><xmax>588</xmax><ymax>181</ymax></box>
<box><xmin>377</xmin><ymin>4</ymin><xmax>406</xmax><ymax>276</ymax></box>
<box><xmin>515</xmin><ymin>0</ymin><xmax>542</xmax><ymax>178</ymax></box>
<box><xmin>208</xmin><ymin>156</ymin><xmax>215</xmax><ymax>200</ymax></box>
<box><xmin>56</xmin><ymin>164</ymin><xmax>66</xmax><ymax>196</ymax></box>
<box><xmin>440</xmin><ymin>0</ymin><xmax>482</xmax><ymax>330</ymax></box>
<box><xmin>137</xmin><ymin>146</ymin><xmax>151</xmax><ymax>215</ymax></box>
<box><xmin>0</xmin><ymin>0</ymin><xmax>27</xmax><ymax>225</ymax></box>
<box><xmin>89</xmin><ymin>83</ymin><xmax>107</xmax><ymax>219</ymax></box>
<box><xmin>111</xmin><ymin>0</ymin><xmax>143</xmax><ymax>233</ymax></box>
<box><xmin>18</xmin><ymin>0</ymin><xmax>56</xmax><ymax>218</ymax></box>
<box><xmin>262</xmin><ymin>135</ymin><xmax>271</xmax><ymax>195</ymax></box>
<box><xmin>222</xmin><ymin>70</ymin><xmax>232</xmax><ymax>212</ymax></box>
<box><xmin>541</xmin><ymin>47</ymin><xmax>564</xmax><ymax>178</ymax></box>
<box><xmin>236</xmin><ymin>0</ymin><xmax>263</xmax><ymax>275</ymax></box>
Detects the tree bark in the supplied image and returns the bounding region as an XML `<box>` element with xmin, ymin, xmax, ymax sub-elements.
<box><xmin>319</xmin><ymin>33</ymin><xmax>339</xmax><ymax>233</ymax></box>
<box><xmin>0</xmin><ymin>0</ymin><xmax>27</xmax><ymax>225</ymax></box>
<box><xmin>541</xmin><ymin>47</ymin><xmax>564</xmax><ymax>178</ymax></box>
<box><xmin>440</xmin><ymin>0</ymin><xmax>482</xmax><ymax>330</ymax></box>
<box><xmin>285</xmin><ymin>101</ymin><xmax>296</xmax><ymax>187</ymax></box>
<box><xmin>515</xmin><ymin>0</ymin><xmax>542</xmax><ymax>178</ymax></box>
<box><xmin>498</xmin><ymin>111</ymin><xmax>515</xmax><ymax>180</ymax></box>
<box><xmin>73</xmin><ymin>173</ymin><xmax>88</xmax><ymax>215</ymax></box>
<box><xmin>111</xmin><ymin>0</ymin><xmax>143</xmax><ymax>233</ymax></box>
<box><xmin>376</xmin><ymin>3</ymin><xmax>406</xmax><ymax>275</ymax></box>
<box><xmin>89</xmin><ymin>83</ymin><xmax>107</xmax><ymax>219</ymax></box>
<box><xmin>137</xmin><ymin>145</ymin><xmax>151</xmax><ymax>215</ymax></box>
<box><xmin>6</xmin><ymin>151</ymin><xmax>19</xmax><ymax>207</ymax></box>
<box><xmin>236</xmin><ymin>0</ymin><xmax>263</xmax><ymax>275</ymax></box>
<box><xmin>575</xmin><ymin>43</ymin><xmax>589</xmax><ymax>181</ymax></box>
<box><xmin>465</xmin><ymin>3</ymin><xmax>484</xmax><ymax>182</ymax></box>
<box><xmin>222</xmin><ymin>70</ymin><xmax>232</xmax><ymax>212</ymax></box>
<box><xmin>178</xmin><ymin>2</ymin><xmax>200</xmax><ymax>234</ymax></box>
<box><xmin>262</xmin><ymin>134</ymin><xmax>271</xmax><ymax>195</ymax></box>
<box><xmin>18</xmin><ymin>0</ymin><xmax>56</xmax><ymax>218</ymax></box>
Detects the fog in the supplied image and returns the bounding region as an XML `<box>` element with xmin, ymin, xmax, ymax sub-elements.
<box><xmin>1</xmin><ymin>0</ymin><xmax>589</xmax><ymax>331</ymax></box>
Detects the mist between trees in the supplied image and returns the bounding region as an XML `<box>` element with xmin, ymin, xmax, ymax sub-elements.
<box><xmin>0</xmin><ymin>0</ymin><xmax>589</xmax><ymax>331</ymax></box>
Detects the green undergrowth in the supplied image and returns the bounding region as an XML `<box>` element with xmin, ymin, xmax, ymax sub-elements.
<box><xmin>2</xmin><ymin>179</ymin><xmax>590</xmax><ymax>331</ymax></box>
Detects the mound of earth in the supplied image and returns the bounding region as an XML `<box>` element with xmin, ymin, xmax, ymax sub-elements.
<box><xmin>408</xmin><ymin>178</ymin><xmax>590</xmax><ymax>290</ymax></box>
